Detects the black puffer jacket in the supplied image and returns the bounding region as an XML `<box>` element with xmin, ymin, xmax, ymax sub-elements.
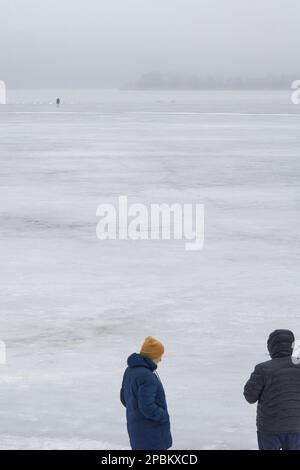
<box><xmin>244</xmin><ymin>329</ymin><xmax>300</xmax><ymax>433</ymax></box>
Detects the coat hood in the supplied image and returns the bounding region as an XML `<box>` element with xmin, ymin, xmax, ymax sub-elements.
<box><xmin>267</xmin><ymin>329</ymin><xmax>295</xmax><ymax>358</ymax></box>
<box><xmin>127</xmin><ymin>353</ymin><xmax>157</xmax><ymax>371</ymax></box>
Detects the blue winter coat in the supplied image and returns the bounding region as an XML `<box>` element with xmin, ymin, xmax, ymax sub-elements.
<box><xmin>120</xmin><ymin>353</ymin><xmax>172</xmax><ymax>450</ymax></box>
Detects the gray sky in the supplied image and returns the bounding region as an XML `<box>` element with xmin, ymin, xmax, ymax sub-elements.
<box><xmin>0</xmin><ymin>0</ymin><xmax>299</xmax><ymax>88</ymax></box>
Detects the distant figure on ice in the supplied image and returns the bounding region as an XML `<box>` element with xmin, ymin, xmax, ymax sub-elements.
<box><xmin>244</xmin><ymin>329</ymin><xmax>300</xmax><ymax>450</ymax></box>
<box><xmin>120</xmin><ymin>336</ymin><xmax>172</xmax><ymax>450</ymax></box>
<box><xmin>56</xmin><ymin>98</ymin><xmax>60</xmax><ymax>107</ymax></box>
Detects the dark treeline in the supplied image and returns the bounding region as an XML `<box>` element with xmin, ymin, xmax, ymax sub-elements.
<box><xmin>122</xmin><ymin>72</ymin><xmax>296</xmax><ymax>90</ymax></box>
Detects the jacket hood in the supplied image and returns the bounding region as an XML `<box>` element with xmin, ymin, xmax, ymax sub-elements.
<box><xmin>267</xmin><ymin>329</ymin><xmax>295</xmax><ymax>358</ymax></box>
<box><xmin>127</xmin><ymin>353</ymin><xmax>157</xmax><ymax>371</ymax></box>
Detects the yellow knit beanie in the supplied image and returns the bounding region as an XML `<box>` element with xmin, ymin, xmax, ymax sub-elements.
<box><xmin>140</xmin><ymin>336</ymin><xmax>165</xmax><ymax>360</ymax></box>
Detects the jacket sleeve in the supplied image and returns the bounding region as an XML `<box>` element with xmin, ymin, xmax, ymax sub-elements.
<box><xmin>244</xmin><ymin>365</ymin><xmax>265</xmax><ymax>404</ymax></box>
<box><xmin>137</xmin><ymin>376</ymin><xmax>169</xmax><ymax>422</ymax></box>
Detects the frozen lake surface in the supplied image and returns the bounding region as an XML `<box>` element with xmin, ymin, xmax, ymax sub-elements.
<box><xmin>0</xmin><ymin>89</ymin><xmax>299</xmax><ymax>449</ymax></box>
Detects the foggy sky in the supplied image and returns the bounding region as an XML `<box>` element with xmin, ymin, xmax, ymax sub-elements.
<box><xmin>0</xmin><ymin>0</ymin><xmax>299</xmax><ymax>88</ymax></box>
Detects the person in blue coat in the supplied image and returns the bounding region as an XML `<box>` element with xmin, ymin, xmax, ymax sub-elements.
<box><xmin>120</xmin><ymin>336</ymin><xmax>172</xmax><ymax>450</ymax></box>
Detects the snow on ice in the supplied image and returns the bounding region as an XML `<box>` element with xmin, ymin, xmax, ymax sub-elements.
<box><xmin>0</xmin><ymin>89</ymin><xmax>299</xmax><ymax>449</ymax></box>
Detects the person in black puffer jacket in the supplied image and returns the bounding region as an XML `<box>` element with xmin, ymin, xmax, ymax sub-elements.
<box><xmin>244</xmin><ymin>329</ymin><xmax>300</xmax><ymax>450</ymax></box>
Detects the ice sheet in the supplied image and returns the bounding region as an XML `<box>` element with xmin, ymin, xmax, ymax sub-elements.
<box><xmin>0</xmin><ymin>89</ymin><xmax>299</xmax><ymax>449</ymax></box>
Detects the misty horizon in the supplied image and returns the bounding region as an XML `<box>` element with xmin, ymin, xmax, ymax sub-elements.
<box><xmin>1</xmin><ymin>0</ymin><xmax>299</xmax><ymax>89</ymax></box>
<box><xmin>2</xmin><ymin>73</ymin><xmax>299</xmax><ymax>91</ymax></box>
